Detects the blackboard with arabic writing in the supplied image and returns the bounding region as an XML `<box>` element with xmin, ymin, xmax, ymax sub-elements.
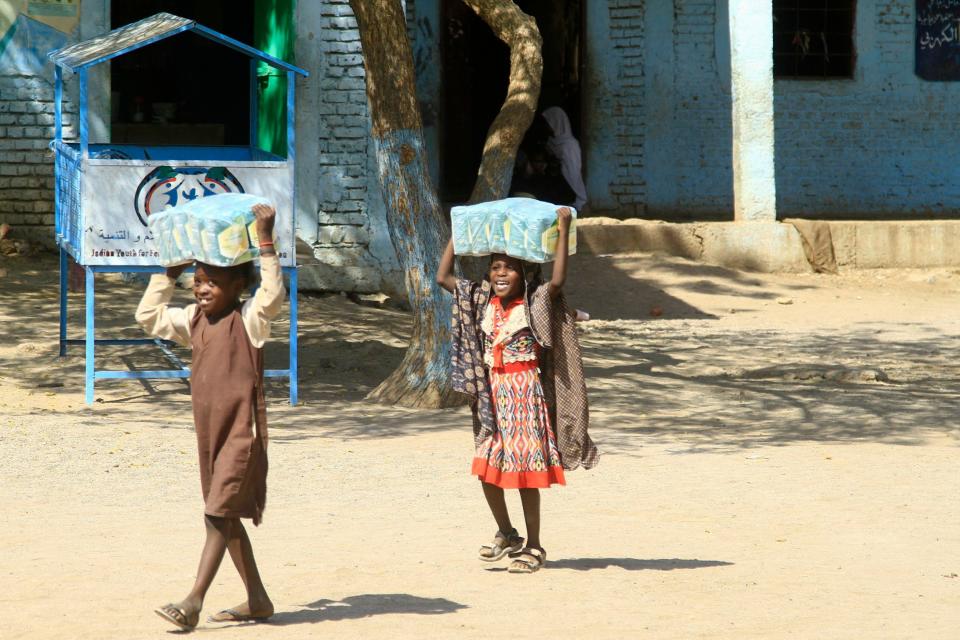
<box><xmin>917</xmin><ymin>0</ymin><xmax>960</xmax><ymax>80</ymax></box>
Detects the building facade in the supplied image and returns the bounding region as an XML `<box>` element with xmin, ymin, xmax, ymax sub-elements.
<box><xmin>1</xmin><ymin>1</ymin><xmax>957</xmax><ymax>291</ymax></box>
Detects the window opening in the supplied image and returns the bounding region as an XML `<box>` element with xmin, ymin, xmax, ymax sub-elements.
<box><xmin>773</xmin><ymin>0</ymin><xmax>855</xmax><ymax>79</ymax></box>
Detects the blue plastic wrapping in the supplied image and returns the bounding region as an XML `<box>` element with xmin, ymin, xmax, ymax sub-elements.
<box><xmin>450</xmin><ymin>197</ymin><xmax>577</xmax><ymax>263</ymax></box>
<box><xmin>147</xmin><ymin>193</ymin><xmax>275</xmax><ymax>267</ymax></box>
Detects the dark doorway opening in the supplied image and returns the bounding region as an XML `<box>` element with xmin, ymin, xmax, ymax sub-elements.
<box><xmin>440</xmin><ymin>1</ymin><xmax>582</xmax><ymax>203</ymax></box>
<box><xmin>110</xmin><ymin>1</ymin><xmax>254</xmax><ymax>146</ymax></box>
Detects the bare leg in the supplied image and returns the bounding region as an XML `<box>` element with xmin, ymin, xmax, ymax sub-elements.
<box><xmin>162</xmin><ymin>515</ymin><xmax>231</xmax><ymax>624</ymax></box>
<box><xmin>519</xmin><ymin>488</ymin><xmax>542</xmax><ymax>550</ymax></box>
<box><xmin>481</xmin><ymin>481</ymin><xmax>513</xmax><ymax>533</ymax></box>
<box><xmin>216</xmin><ymin>519</ymin><xmax>274</xmax><ymax>619</ymax></box>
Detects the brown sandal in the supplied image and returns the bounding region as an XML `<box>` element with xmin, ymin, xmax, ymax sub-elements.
<box><xmin>155</xmin><ymin>603</ymin><xmax>199</xmax><ymax>631</ymax></box>
<box><xmin>478</xmin><ymin>528</ymin><xmax>524</xmax><ymax>562</ymax></box>
<box><xmin>508</xmin><ymin>547</ymin><xmax>547</xmax><ymax>573</ymax></box>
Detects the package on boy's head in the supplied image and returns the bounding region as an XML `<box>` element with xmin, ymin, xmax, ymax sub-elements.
<box><xmin>147</xmin><ymin>193</ymin><xmax>276</xmax><ymax>267</ymax></box>
<box><xmin>450</xmin><ymin>197</ymin><xmax>577</xmax><ymax>264</ymax></box>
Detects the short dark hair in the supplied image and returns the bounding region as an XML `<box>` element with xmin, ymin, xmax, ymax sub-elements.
<box><xmin>196</xmin><ymin>261</ymin><xmax>259</xmax><ymax>293</ymax></box>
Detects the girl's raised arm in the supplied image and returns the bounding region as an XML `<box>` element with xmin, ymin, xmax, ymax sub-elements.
<box><xmin>436</xmin><ymin>237</ymin><xmax>457</xmax><ymax>293</ymax></box>
<box><xmin>547</xmin><ymin>207</ymin><xmax>573</xmax><ymax>299</ymax></box>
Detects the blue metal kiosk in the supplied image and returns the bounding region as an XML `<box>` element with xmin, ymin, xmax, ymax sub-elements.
<box><xmin>49</xmin><ymin>13</ymin><xmax>308</xmax><ymax>405</ymax></box>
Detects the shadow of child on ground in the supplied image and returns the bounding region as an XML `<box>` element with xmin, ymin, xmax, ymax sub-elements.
<box><xmin>266</xmin><ymin>593</ymin><xmax>468</xmax><ymax>626</ymax></box>
<box><xmin>547</xmin><ymin>557</ymin><xmax>734</xmax><ymax>571</ymax></box>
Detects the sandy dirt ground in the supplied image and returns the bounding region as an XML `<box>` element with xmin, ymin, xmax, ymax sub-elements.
<box><xmin>1</xmin><ymin>251</ymin><xmax>958</xmax><ymax>639</ymax></box>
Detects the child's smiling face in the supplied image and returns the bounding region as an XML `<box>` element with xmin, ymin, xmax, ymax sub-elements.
<box><xmin>489</xmin><ymin>254</ymin><xmax>523</xmax><ymax>300</ymax></box>
<box><xmin>193</xmin><ymin>263</ymin><xmax>247</xmax><ymax>318</ymax></box>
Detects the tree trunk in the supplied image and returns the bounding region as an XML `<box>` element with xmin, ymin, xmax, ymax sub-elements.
<box><xmin>463</xmin><ymin>0</ymin><xmax>543</xmax><ymax>203</ymax></box>
<box><xmin>350</xmin><ymin>0</ymin><xmax>461</xmax><ymax>408</ymax></box>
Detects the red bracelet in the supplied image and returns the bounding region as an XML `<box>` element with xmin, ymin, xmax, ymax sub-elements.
<box><xmin>259</xmin><ymin>241</ymin><xmax>274</xmax><ymax>248</ymax></box>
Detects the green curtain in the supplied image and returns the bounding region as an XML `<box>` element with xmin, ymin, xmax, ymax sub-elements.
<box><xmin>254</xmin><ymin>0</ymin><xmax>295</xmax><ymax>156</ymax></box>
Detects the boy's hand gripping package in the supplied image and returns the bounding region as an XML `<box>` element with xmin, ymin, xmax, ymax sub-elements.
<box><xmin>450</xmin><ymin>197</ymin><xmax>577</xmax><ymax>264</ymax></box>
<box><xmin>148</xmin><ymin>193</ymin><xmax>276</xmax><ymax>267</ymax></box>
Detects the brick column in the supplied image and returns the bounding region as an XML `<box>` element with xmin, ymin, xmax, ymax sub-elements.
<box><xmin>728</xmin><ymin>0</ymin><xmax>776</xmax><ymax>222</ymax></box>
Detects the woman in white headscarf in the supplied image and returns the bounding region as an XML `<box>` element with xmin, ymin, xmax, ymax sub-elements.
<box><xmin>542</xmin><ymin>106</ymin><xmax>588</xmax><ymax>210</ymax></box>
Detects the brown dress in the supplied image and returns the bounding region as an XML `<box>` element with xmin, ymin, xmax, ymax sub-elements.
<box><xmin>190</xmin><ymin>304</ymin><xmax>268</xmax><ymax>525</ymax></box>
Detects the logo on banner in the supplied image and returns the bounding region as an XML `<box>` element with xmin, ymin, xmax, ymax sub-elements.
<box><xmin>134</xmin><ymin>166</ymin><xmax>245</xmax><ymax>226</ymax></box>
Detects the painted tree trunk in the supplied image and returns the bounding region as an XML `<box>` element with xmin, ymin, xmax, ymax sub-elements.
<box><xmin>350</xmin><ymin>0</ymin><xmax>460</xmax><ymax>408</ymax></box>
<box><xmin>463</xmin><ymin>0</ymin><xmax>543</xmax><ymax>203</ymax></box>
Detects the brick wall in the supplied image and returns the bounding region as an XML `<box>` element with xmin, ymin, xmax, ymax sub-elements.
<box><xmin>600</xmin><ymin>0</ymin><xmax>958</xmax><ymax>219</ymax></box>
<box><xmin>0</xmin><ymin>74</ymin><xmax>75</xmax><ymax>246</ymax></box>
<box><xmin>311</xmin><ymin>0</ymin><xmax>371</xmax><ymax>250</ymax></box>
<box><xmin>606</xmin><ymin>1</ymin><xmax>647</xmax><ymax>213</ymax></box>
<box><xmin>293</xmin><ymin>0</ymin><xmax>408</xmax><ymax>293</ymax></box>
<box><xmin>670</xmin><ymin>0</ymin><xmax>733</xmax><ymax>216</ymax></box>
<box><xmin>773</xmin><ymin>0</ymin><xmax>960</xmax><ymax>217</ymax></box>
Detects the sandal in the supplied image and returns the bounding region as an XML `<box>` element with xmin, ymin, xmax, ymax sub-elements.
<box><xmin>508</xmin><ymin>547</ymin><xmax>547</xmax><ymax>573</ymax></box>
<box><xmin>478</xmin><ymin>528</ymin><xmax>524</xmax><ymax>562</ymax></box>
<box><xmin>154</xmin><ymin>602</ymin><xmax>199</xmax><ymax>631</ymax></box>
<box><xmin>208</xmin><ymin>607</ymin><xmax>273</xmax><ymax>623</ymax></box>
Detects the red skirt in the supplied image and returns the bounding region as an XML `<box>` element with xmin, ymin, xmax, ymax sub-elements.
<box><xmin>472</xmin><ymin>361</ymin><xmax>565</xmax><ymax>489</ymax></box>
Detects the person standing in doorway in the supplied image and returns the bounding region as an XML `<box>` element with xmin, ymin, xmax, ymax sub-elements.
<box><xmin>542</xmin><ymin>106</ymin><xmax>588</xmax><ymax>210</ymax></box>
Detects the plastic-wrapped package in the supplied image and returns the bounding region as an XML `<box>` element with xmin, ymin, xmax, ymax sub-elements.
<box><xmin>148</xmin><ymin>193</ymin><xmax>275</xmax><ymax>267</ymax></box>
<box><xmin>451</xmin><ymin>197</ymin><xmax>577</xmax><ymax>263</ymax></box>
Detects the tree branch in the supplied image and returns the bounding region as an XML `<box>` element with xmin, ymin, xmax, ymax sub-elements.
<box><xmin>462</xmin><ymin>0</ymin><xmax>543</xmax><ymax>203</ymax></box>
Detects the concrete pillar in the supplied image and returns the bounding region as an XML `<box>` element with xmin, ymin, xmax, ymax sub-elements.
<box><xmin>727</xmin><ymin>0</ymin><xmax>776</xmax><ymax>222</ymax></box>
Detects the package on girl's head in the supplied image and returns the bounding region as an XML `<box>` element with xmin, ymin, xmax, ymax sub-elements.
<box><xmin>147</xmin><ymin>193</ymin><xmax>276</xmax><ymax>267</ymax></box>
<box><xmin>450</xmin><ymin>197</ymin><xmax>577</xmax><ymax>264</ymax></box>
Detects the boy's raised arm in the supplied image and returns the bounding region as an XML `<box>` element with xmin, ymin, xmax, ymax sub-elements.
<box><xmin>136</xmin><ymin>269</ymin><xmax>192</xmax><ymax>347</ymax></box>
<box><xmin>244</xmin><ymin>204</ymin><xmax>286</xmax><ymax>348</ymax></box>
<box><xmin>436</xmin><ymin>237</ymin><xmax>457</xmax><ymax>293</ymax></box>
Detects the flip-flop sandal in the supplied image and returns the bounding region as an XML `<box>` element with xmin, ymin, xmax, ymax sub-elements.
<box><xmin>508</xmin><ymin>547</ymin><xmax>547</xmax><ymax>573</ymax></box>
<box><xmin>479</xmin><ymin>528</ymin><xmax>524</xmax><ymax>562</ymax></box>
<box><xmin>154</xmin><ymin>603</ymin><xmax>199</xmax><ymax>631</ymax></box>
<box><xmin>208</xmin><ymin>608</ymin><xmax>272</xmax><ymax>623</ymax></box>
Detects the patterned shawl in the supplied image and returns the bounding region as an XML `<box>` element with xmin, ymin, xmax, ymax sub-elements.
<box><xmin>450</xmin><ymin>276</ymin><xmax>599</xmax><ymax>471</ymax></box>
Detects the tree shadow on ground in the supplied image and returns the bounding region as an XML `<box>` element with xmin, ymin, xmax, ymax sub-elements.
<box><xmin>2</xmin><ymin>252</ymin><xmax>957</xmax><ymax>452</ymax></box>
<box><xmin>581</xmin><ymin>320</ymin><xmax>960</xmax><ymax>454</ymax></box>
<box><xmin>560</xmin><ymin>255</ymin><xmax>717</xmax><ymax>320</ymax></box>
<box><xmin>267</xmin><ymin>594</ymin><xmax>467</xmax><ymax>626</ymax></box>
<box><xmin>561</xmin><ymin>253</ymin><xmax>818</xmax><ymax>321</ymax></box>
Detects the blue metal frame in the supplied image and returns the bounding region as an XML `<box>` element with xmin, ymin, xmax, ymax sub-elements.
<box><xmin>51</xmin><ymin>13</ymin><xmax>307</xmax><ymax>407</ymax></box>
<box><xmin>78</xmin><ymin>69</ymin><xmax>88</xmax><ymax>158</ymax></box>
<box><xmin>64</xmin><ymin>23</ymin><xmax>196</xmax><ymax>71</ymax></box>
<box><xmin>192</xmin><ymin>24</ymin><xmax>306</xmax><ymax>77</ymax></box>
<box><xmin>286</xmin><ymin>72</ymin><xmax>298</xmax><ymax>403</ymax></box>
<box><xmin>58</xmin><ymin>261</ymin><xmax>300</xmax><ymax>405</ymax></box>
<box><xmin>51</xmin><ymin>16</ymin><xmax>306</xmax><ymax>77</ymax></box>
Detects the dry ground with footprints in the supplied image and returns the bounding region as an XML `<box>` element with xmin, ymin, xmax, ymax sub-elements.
<box><xmin>2</xmin><ymin>250</ymin><xmax>958</xmax><ymax>639</ymax></box>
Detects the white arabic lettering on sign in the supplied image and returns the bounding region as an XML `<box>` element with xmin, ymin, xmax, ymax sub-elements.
<box><xmin>918</xmin><ymin>0</ymin><xmax>960</xmax><ymax>50</ymax></box>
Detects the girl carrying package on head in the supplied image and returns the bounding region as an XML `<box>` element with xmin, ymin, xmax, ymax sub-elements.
<box><xmin>437</xmin><ymin>205</ymin><xmax>599</xmax><ymax>574</ymax></box>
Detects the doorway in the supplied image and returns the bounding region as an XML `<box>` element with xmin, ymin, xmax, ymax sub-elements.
<box><xmin>440</xmin><ymin>0</ymin><xmax>583</xmax><ymax>203</ymax></box>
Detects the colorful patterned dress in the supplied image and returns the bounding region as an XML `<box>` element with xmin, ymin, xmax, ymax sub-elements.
<box><xmin>471</xmin><ymin>295</ymin><xmax>566</xmax><ymax>489</ymax></box>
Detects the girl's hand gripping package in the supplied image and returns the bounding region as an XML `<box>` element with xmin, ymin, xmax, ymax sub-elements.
<box><xmin>148</xmin><ymin>193</ymin><xmax>276</xmax><ymax>267</ymax></box>
<box><xmin>450</xmin><ymin>197</ymin><xmax>577</xmax><ymax>263</ymax></box>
